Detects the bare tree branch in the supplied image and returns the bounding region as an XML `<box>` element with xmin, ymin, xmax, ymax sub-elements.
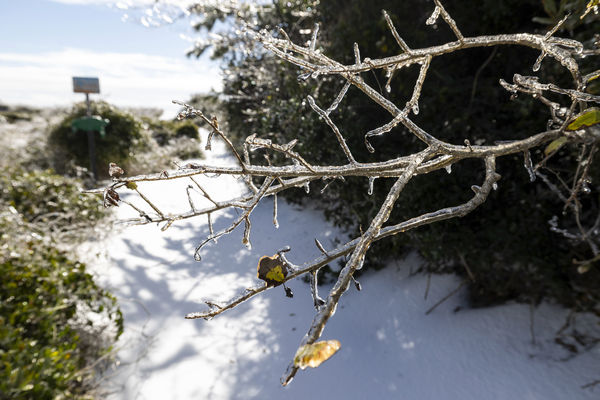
<box><xmin>91</xmin><ymin>2</ymin><xmax>600</xmax><ymax>384</ymax></box>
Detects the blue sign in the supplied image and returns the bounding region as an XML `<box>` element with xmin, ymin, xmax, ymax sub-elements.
<box><xmin>72</xmin><ymin>77</ymin><xmax>100</xmax><ymax>93</ymax></box>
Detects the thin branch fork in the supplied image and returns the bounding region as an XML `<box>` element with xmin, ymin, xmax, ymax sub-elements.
<box><xmin>261</xmin><ymin>28</ymin><xmax>580</xmax><ymax>153</ymax></box>
<box><xmin>244</xmin><ymin>134</ymin><xmax>317</xmax><ymax>172</ymax></box>
<box><xmin>193</xmin><ymin>176</ymin><xmax>275</xmax><ymax>260</ymax></box>
<box><xmin>173</xmin><ymin>100</ymin><xmax>247</xmax><ymax>171</ymax></box>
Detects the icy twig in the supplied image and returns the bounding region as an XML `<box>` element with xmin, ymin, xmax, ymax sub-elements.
<box><xmin>245</xmin><ymin>134</ymin><xmax>317</xmax><ymax>172</ymax></box>
<box><xmin>353</xmin><ymin>42</ymin><xmax>360</xmax><ymax>64</ymax></box>
<box><xmin>185</xmin><ymin>157</ymin><xmax>500</xmax><ymax>329</ymax></box>
<box><xmin>133</xmin><ymin>187</ymin><xmax>164</xmax><ymax>219</ymax></box>
<box><xmin>309</xmin><ymin>23</ymin><xmax>319</xmax><ymax>52</ymax></box>
<box><xmin>120</xmin><ymin>199</ymin><xmax>153</xmax><ymax>222</ymax></box>
<box><xmin>207</xmin><ymin>213</ymin><xmax>214</xmax><ymax>236</ymax></box>
<box><xmin>272</xmin><ymin>193</ymin><xmax>279</xmax><ymax>228</ymax></box>
<box><xmin>325</xmin><ymin>81</ymin><xmax>352</xmax><ymax>115</ymax></box>
<box><xmin>544</xmin><ymin>13</ymin><xmax>570</xmax><ymax>41</ymax></box>
<box><xmin>189</xmin><ymin>176</ymin><xmax>219</xmax><ymax>207</ymax></box>
<box><xmin>186</xmin><ymin>185</ymin><xmax>197</xmax><ymax>212</ymax></box>
<box><xmin>307</xmin><ymin>95</ymin><xmax>357</xmax><ymax>164</ymax></box>
<box><xmin>364</xmin><ymin>112</ymin><xmax>407</xmax><ymax>153</ymax></box>
<box><xmin>310</xmin><ymin>269</ymin><xmax>325</xmax><ymax>310</ymax></box>
<box><xmin>432</xmin><ymin>0</ymin><xmax>464</xmax><ymax>41</ymax></box>
<box><xmin>382</xmin><ymin>10</ymin><xmax>412</xmax><ymax>54</ymax></box>
<box><xmin>511</xmin><ymin>74</ymin><xmax>600</xmax><ymax>103</ymax></box>
<box><xmin>173</xmin><ymin>100</ymin><xmax>247</xmax><ymax>170</ymax></box>
<box><xmin>193</xmin><ymin>177</ymin><xmax>275</xmax><ymax>261</ymax></box>
<box><xmin>404</xmin><ymin>55</ymin><xmax>432</xmax><ymax>115</ymax></box>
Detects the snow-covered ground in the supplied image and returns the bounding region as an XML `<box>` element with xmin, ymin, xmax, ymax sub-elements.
<box><xmin>90</xmin><ymin>139</ymin><xmax>599</xmax><ymax>400</ymax></box>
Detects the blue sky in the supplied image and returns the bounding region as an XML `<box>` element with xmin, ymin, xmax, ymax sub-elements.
<box><xmin>0</xmin><ymin>0</ymin><xmax>221</xmax><ymax>118</ymax></box>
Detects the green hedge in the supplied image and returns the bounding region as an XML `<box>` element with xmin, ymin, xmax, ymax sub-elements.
<box><xmin>48</xmin><ymin>102</ymin><xmax>147</xmax><ymax>179</ymax></box>
<box><xmin>0</xmin><ymin>235</ymin><xmax>123</xmax><ymax>399</ymax></box>
<box><xmin>142</xmin><ymin>118</ymin><xmax>200</xmax><ymax>146</ymax></box>
<box><xmin>0</xmin><ymin>167</ymin><xmax>122</xmax><ymax>399</ymax></box>
<box><xmin>1</xmin><ymin>168</ymin><xmax>105</xmax><ymax>231</ymax></box>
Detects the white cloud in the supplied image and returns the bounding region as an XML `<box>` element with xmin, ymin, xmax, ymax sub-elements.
<box><xmin>49</xmin><ymin>0</ymin><xmax>196</xmax><ymax>7</ymax></box>
<box><xmin>0</xmin><ymin>48</ymin><xmax>221</xmax><ymax>118</ymax></box>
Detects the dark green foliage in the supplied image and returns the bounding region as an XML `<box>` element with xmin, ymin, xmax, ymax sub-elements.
<box><xmin>174</xmin><ymin>120</ymin><xmax>199</xmax><ymax>140</ymax></box>
<box><xmin>143</xmin><ymin>118</ymin><xmax>199</xmax><ymax>146</ymax></box>
<box><xmin>213</xmin><ymin>0</ymin><xmax>600</xmax><ymax>310</ymax></box>
<box><xmin>140</xmin><ymin>117</ymin><xmax>203</xmax><ymax>161</ymax></box>
<box><xmin>0</xmin><ymin>165</ymin><xmax>122</xmax><ymax>399</ymax></box>
<box><xmin>220</xmin><ymin>0</ymin><xmax>321</xmax><ymax>149</ymax></box>
<box><xmin>1</xmin><ymin>168</ymin><xmax>105</xmax><ymax>231</ymax></box>
<box><xmin>0</xmin><ymin>231</ymin><xmax>123</xmax><ymax>399</ymax></box>
<box><xmin>48</xmin><ymin>101</ymin><xmax>147</xmax><ymax>178</ymax></box>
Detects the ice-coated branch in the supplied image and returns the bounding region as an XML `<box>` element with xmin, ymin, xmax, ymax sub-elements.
<box><xmin>244</xmin><ymin>134</ymin><xmax>317</xmax><ymax>172</ymax></box>
<box><xmin>91</xmin><ymin>1</ymin><xmax>596</xmax><ymax>386</ymax></box>
<box><xmin>326</xmin><ymin>81</ymin><xmax>351</xmax><ymax>115</ymax></box>
<box><xmin>307</xmin><ymin>95</ymin><xmax>357</xmax><ymax>164</ymax></box>
<box><xmin>260</xmin><ymin>31</ymin><xmax>580</xmax><ymax>80</ymax></box>
<box><xmin>189</xmin><ymin>176</ymin><xmax>219</xmax><ymax>207</ymax></box>
<box><xmin>173</xmin><ymin>100</ymin><xmax>247</xmax><ymax>171</ymax></box>
<box><xmin>405</xmin><ymin>55</ymin><xmax>431</xmax><ymax>114</ymax></box>
<box><xmin>281</xmin><ymin>149</ymin><xmax>429</xmax><ymax>385</ymax></box>
<box><xmin>432</xmin><ymin>0</ymin><xmax>464</xmax><ymax>41</ymax></box>
<box><xmin>509</xmin><ymin>74</ymin><xmax>600</xmax><ymax>103</ymax></box>
<box><xmin>382</xmin><ymin>10</ymin><xmax>412</xmax><ymax>54</ymax></box>
<box><xmin>193</xmin><ymin>176</ymin><xmax>275</xmax><ymax>260</ymax></box>
<box><xmin>185</xmin><ymin>156</ymin><xmax>500</xmax><ymax>324</ymax></box>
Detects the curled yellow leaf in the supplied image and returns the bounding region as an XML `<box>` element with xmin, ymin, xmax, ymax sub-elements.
<box><xmin>257</xmin><ymin>255</ymin><xmax>287</xmax><ymax>286</ymax></box>
<box><xmin>294</xmin><ymin>340</ymin><xmax>341</xmax><ymax>370</ymax></box>
<box><xmin>125</xmin><ymin>181</ymin><xmax>138</xmax><ymax>190</ymax></box>
<box><xmin>544</xmin><ymin>137</ymin><xmax>567</xmax><ymax>156</ymax></box>
<box><xmin>566</xmin><ymin>107</ymin><xmax>600</xmax><ymax>131</ymax></box>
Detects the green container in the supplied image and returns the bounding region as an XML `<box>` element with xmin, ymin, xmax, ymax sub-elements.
<box><xmin>71</xmin><ymin>115</ymin><xmax>109</xmax><ymax>137</ymax></box>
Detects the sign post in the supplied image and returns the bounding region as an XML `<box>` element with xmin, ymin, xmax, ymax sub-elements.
<box><xmin>72</xmin><ymin>77</ymin><xmax>101</xmax><ymax>181</ymax></box>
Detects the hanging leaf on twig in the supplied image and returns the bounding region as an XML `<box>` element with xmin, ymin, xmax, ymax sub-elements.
<box><xmin>125</xmin><ymin>181</ymin><xmax>138</xmax><ymax>190</ymax></box>
<box><xmin>566</xmin><ymin>107</ymin><xmax>600</xmax><ymax>131</ymax></box>
<box><xmin>103</xmin><ymin>187</ymin><xmax>120</xmax><ymax>208</ymax></box>
<box><xmin>257</xmin><ymin>254</ymin><xmax>289</xmax><ymax>286</ymax></box>
<box><xmin>284</xmin><ymin>285</ymin><xmax>294</xmax><ymax>298</ymax></box>
<box><xmin>544</xmin><ymin>136</ymin><xmax>568</xmax><ymax>156</ymax></box>
<box><xmin>293</xmin><ymin>340</ymin><xmax>341</xmax><ymax>370</ymax></box>
<box><xmin>108</xmin><ymin>162</ymin><xmax>124</xmax><ymax>178</ymax></box>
